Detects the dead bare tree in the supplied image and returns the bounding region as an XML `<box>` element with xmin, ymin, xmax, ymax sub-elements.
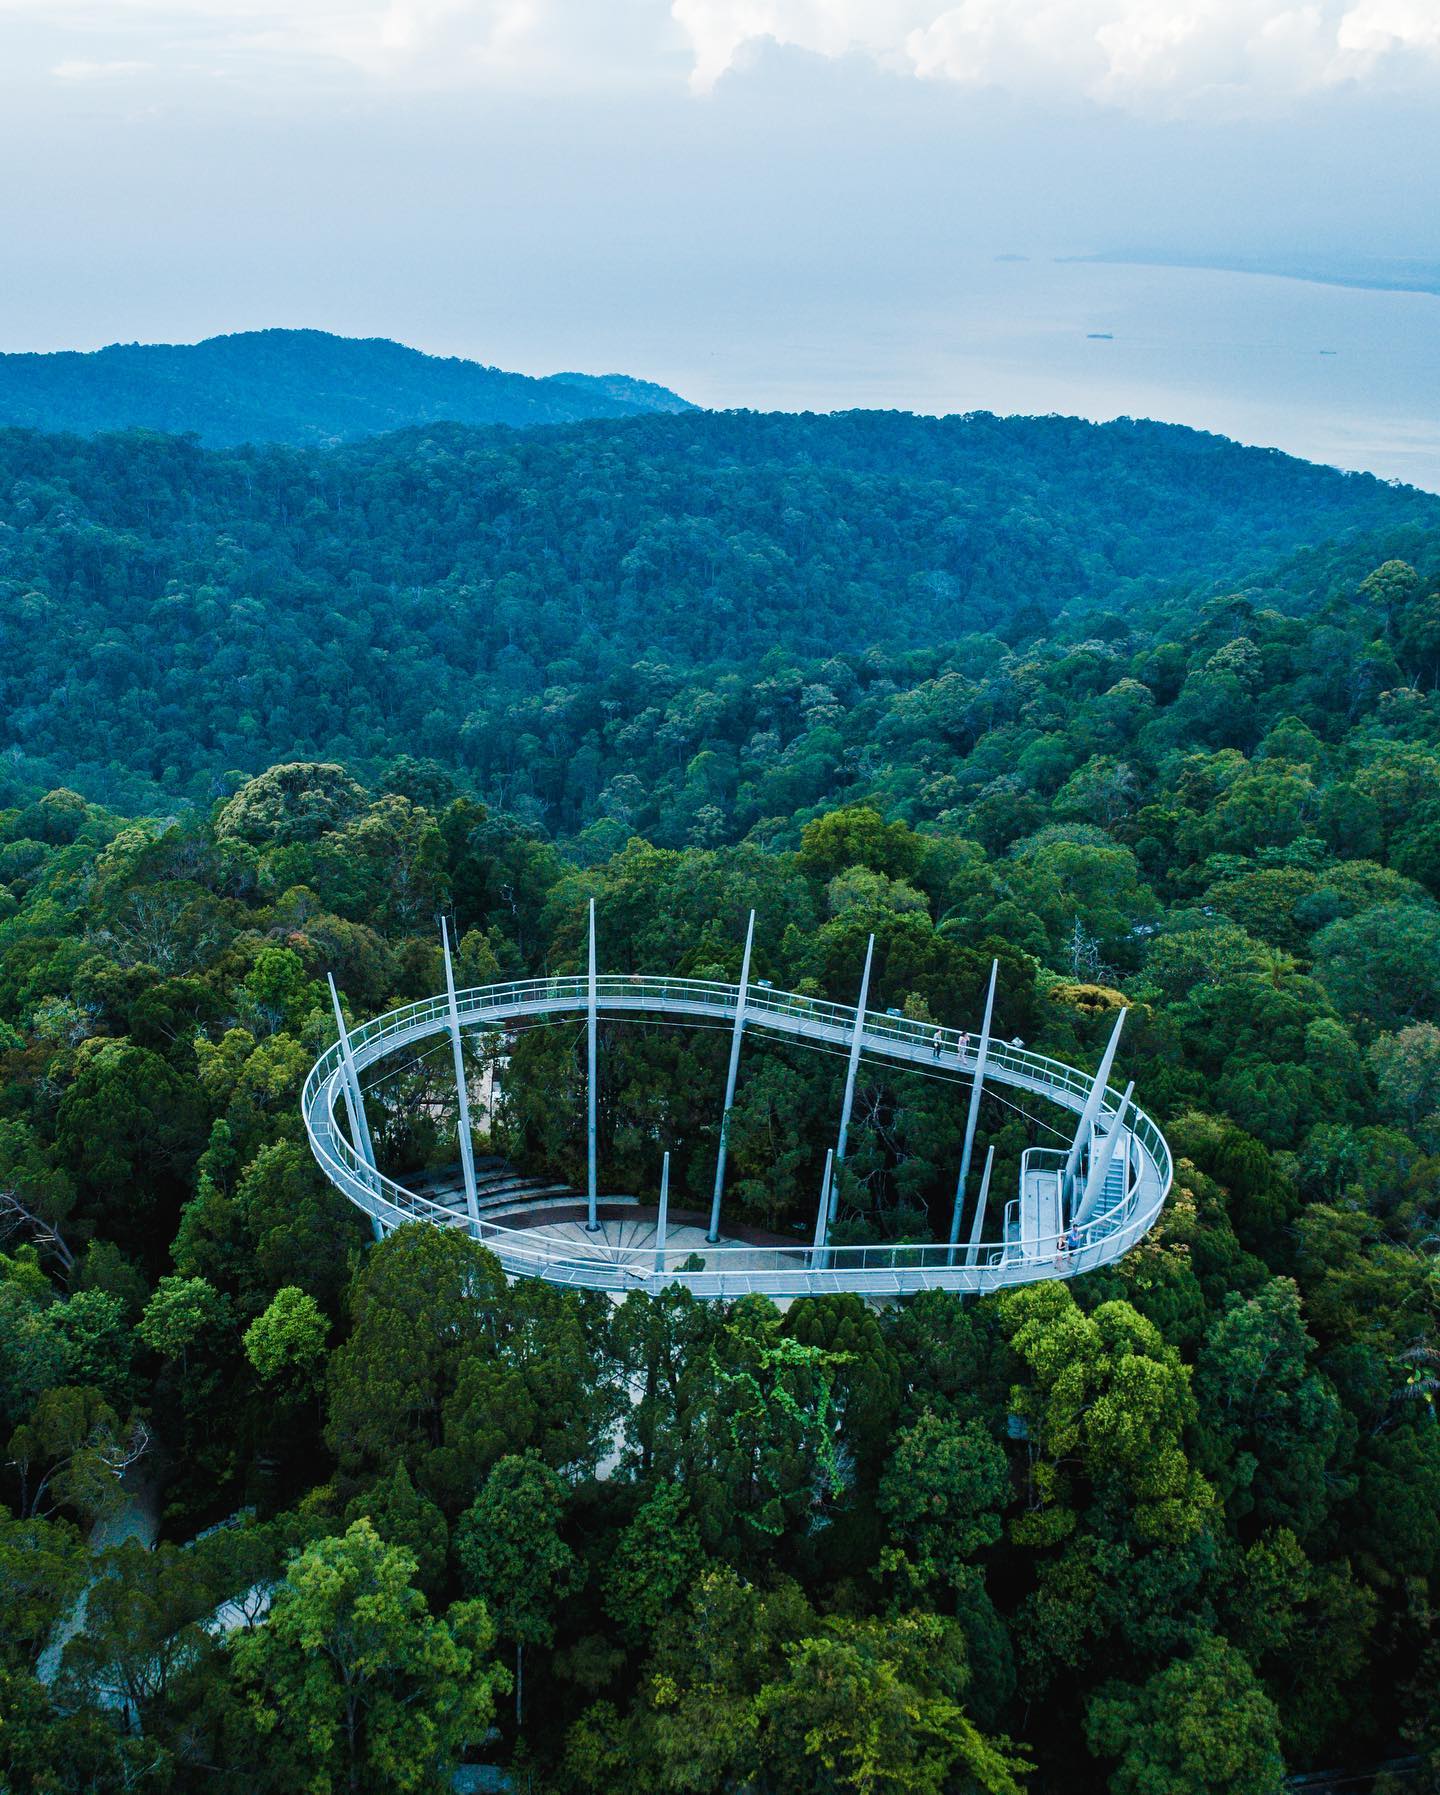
<box><xmin>0</xmin><ymin>1187</ymin><xmax>75</xmax><ymax>1272</ymax></box>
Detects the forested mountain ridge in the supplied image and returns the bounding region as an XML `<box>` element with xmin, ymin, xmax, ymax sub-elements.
<box><xmin>0</xmin><ymin>328</ymin><xmax>693</xmax><ymax>446</ymax></box>
<box><xmin>0</xmin><ymin>406</ymin><xmax>1435</xmax><ymax>819</ymax></box>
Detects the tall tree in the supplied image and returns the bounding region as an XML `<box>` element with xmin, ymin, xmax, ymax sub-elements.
<box><xmin>231</xmin><ymin>1518</ymin><xmax>504</xmax><ymax>1794</ymax></box>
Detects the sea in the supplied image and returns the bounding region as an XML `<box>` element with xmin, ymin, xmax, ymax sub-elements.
<box><xmin>578</xmin><ymin>258</ymin><xmax>1440</xmax><ymax>495</ymax></box>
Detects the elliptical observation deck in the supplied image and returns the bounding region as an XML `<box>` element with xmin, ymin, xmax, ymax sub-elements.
<box><xmin>302</xmin><ymin>965</ymin><xmax>1172</xmax><ymax>1299</ymax></box>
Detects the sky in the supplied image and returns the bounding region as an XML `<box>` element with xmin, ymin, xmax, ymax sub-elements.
<box><xmin>1</xmin><ymin>2</ymin><xmax>1438</xmax><ymax>474</ymax></box>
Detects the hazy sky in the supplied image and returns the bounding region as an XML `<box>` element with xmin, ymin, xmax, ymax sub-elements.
<box><xmin>1</xmin><ymin>2</ymin><xmax>1438</xmax><ymax>468</ymax></box>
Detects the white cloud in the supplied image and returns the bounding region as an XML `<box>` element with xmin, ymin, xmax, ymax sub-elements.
<box><xmin>673</xmin><ymin>0</ymin><xmax>1440</xmax><ymax>109</ymax></box>
<box><xmin>8</xmin><ymin>0</ymin><xmax>1440</xmax><ymax>110</ymax></box>
<box><xmin>51</xmin><ymin>58</ymin><xmax>153</xmax><ymax>81</ymax></box>
<box><xmin>13</xmin><ymin>2</ymin><xmax>679</xmax><ymax>93</ymax></box>
<box><xmin>1339</xmin><ymin>0</ymin><xmax>1440</xmax><ymax>57</ymax></box>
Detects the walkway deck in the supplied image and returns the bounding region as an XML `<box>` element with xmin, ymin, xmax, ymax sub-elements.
<box><xmin>302</xmin><ymin>973</ymin><xmax>1171</xmax><ymax>1298</ymax></box>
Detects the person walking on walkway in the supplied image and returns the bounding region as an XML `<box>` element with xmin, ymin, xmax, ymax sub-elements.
<box><xmin>932</xmin><ymin>1028</ymin><xmax>944</xmax><ymax>1061</ymax></box>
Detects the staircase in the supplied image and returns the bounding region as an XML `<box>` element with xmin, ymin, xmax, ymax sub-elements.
<box><xmin>409</xmin><ymin>1155</ymin><xmax>594</xmax><ymax>1225</ymax></box>
<box><xmin>1084</xmin><ymin>1133</ymin><xmax>1132</xmax><ymax>1229</ymax></box>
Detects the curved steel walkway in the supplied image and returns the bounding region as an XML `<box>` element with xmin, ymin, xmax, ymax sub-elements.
<box><xmin>303</xmin><ymin>970</ymin><xmax>1172</xmax><ymax>1299</ymax></box>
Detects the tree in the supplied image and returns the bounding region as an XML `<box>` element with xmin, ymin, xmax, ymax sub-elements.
<box><xmin>7</xmin><ymin>1385</ymin><xmax>148</xmax><ymax>1521</ymax></box>
<box><xmin>796</xmin><ymin>806</ymin><xmax>925</xmax><ymax>885</ymax></box>
<box><xmin>0</xmin><ymin>1662</ymin><xmax>136</xmax><ymax>1791</ymax></box>
<box><xmin>684</xmin><ymin>1297</ymin><xmax>848</xmax><ymax>1558</ymax></box>
<box><xmin>1358</xmin><ymin>558</ymin><xmax>1420</xmax><ymax>635</ymax></box>
<box><xmin>231</xmin><ymin>1519</ymin><xmax>505</xmax><ymax>1794</ymax></box>
<box><xmin>59</xmin><ymin>1538</ymin><xmax>217</xmax><ymax>1736</ymax></box>
<box><xmin>215</xmin><ymin>762</ymin><xmax>367</xmax><ymax>848</ymax></box>
<box><xmin>758</xmin><ymin>1612</ymin><xmax>1030</xmax><ymax>1795</ymax></box>
<box><xmin>343</xmin><ymin>1461</ymin><xmax>449</xmax><ymax>1601</ymax></box>
<box><xmin>455</xmin><ymin>1452</ymin><xmax>581</xmax><ymax>1724</ymax></box>
<box><xmin>878</xmin><ymin>1414</ymin><xmax>1010</xmax><ymax>1584</ymax></box>
<box><xmin>237</xmin><ymin>946</ymin><xmax>325</xmax><ymax>1038</ymax></box>
<box><xmin>325</xmin><ymin>1224</ymin><xmax>507</xmax><ymax>1489</ymax></box>
<box><xmin>785</xmin><ymin>1291</ymin><xmax>903</xmax><ymax>1478</ymax></box>
<box><xmin>1367</xmin><ymin>1022</ymin><xmax>1440</xmax><ymax>1132</ymax></box>
<box><xmin>1193</xmin><ymin>1278</ymin><xmax>1351</xmax><ymax>1538</ymax></box>
<box><xmin>435</xmin><ymin>1276</ymin><xmax>620</xmax><ymax>1501</ymax></box>
<box><xmin>562</xmin><ymin>1567</ymin><xmax>808</xmax><ymax>1793</ymax></box>
<box><xmin>224</xmin><ymin>1138</ymin><xmax>364</xmax><ymax>1313</ymax></box>
<box><xmin>54</xmin><ymin>1041</ymin><xmax>204</xmax><ymax>1248</ymax></box>
<box><xmin>0</xmin><ymin>1508</ymin><xmax>88</xmax><ymax>1659</ymax></box>
<box><xmin>243</xmin><ymin>1286</ymin><xmax>328</xmax><ymax>1386</ymax></box>
<box><xmin>601</xmin><ymin>1484</ymin><xmax>704</xmax><ymax>1648</ymax></box>
<box><xmin>998</xmin><ymin>1283</ymin><xmax>1212</xmax><ymax>1546</ymax></box>
<box><xmin>1313</xmin><ymin>902</ymin><xmax>1440</xmax><ymax>1030</ymax></box>
<box><xmin>0</xmin><ymin>1248</ymin><xmax>71</xmax><ymax>1431</ymax></box>
<box><xmin>138</xmin><ymin>1273</ymin><xmax>231</xmax><ymax>1374</ymax></box>
<box><xmin>566</xmin><ymin>1571</ymin><xmax>1028</xmax><ymax>1795</ymax></box>
<box><xmin>1085</xmin><ymin>1636</ymin><xmax>1285</xmax><ymax>1795</ymax></box>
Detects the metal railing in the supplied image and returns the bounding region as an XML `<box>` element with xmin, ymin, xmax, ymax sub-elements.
<box><xmin>302</xmin><ymin>974</ymin><xmax>1171</xmax><ymax>1298</ymax></box>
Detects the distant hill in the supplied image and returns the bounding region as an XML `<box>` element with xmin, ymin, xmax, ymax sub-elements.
<box><xmin>544</xmin><ymin>370</ymin><xmax>694</xmax><ymax>413</ymax></box>
<box><xmin>0</xmin><ymin>328</ymin><xmax>694</xmax><ymax>446</ymax></box>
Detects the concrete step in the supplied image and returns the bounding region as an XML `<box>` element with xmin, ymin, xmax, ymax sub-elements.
<box><xmin>429</xmin><ymin>1182</ymin><xmax>577</xmax><ymax>1215</ymax></box>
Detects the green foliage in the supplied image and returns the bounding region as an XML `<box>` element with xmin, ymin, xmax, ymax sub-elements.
<box><xmin>344</xmin><ymin>1461</ymin><xmax>449</xmax><ymax>1601</ymax></box>
<box><xmin>0</xmin><ymin>1509</ymin><xmax>88</xmax><ymax>1657</ymax></box>
<box><xmin>756</xmin><ymin>1612</ymin><xmax>1031</xmax><ymax>1795</ymax></box>
<box><xmin>455</xmin><ymin>1453</ymin><xmax>580</xmax><ymax>1650</ymax></box>
<box><xmin>0</xmin><ymin>412</ymin><xmax>1432</xmax><ymax>819</ymax></box>
<box><xmin>878</xmin><ymin>1414</ymin><xmax>1010</xmax><ymax>1582</ymax></box>
<box><xmin>7</xmin><ymin>1385</ymin><xmax>141</xmax><ymax>1522</ymax></box>
<box><xmin>215</xmin><ymin>763</ymin><xmax>368</xmax><ymax>848</ymax></box>
<box><xmin>325</xmin><ymin>1226</ymin><xmax>618</xmax><ymax>1509</ymax></box>
<box><xmin>324</xmin><ymin>1224</ymin><xmax>507</xmax><ymax>1489</ymax></box>
<box><xmin>243</xmin><ymin>1286</ymin><xmax>328</xmax><ymax>1384</ymax></box>
<box><xmin>0</xmin><ymin>448</ymin><xmax>1435</xmax><ymax>1792</ymax></box>
<box><xmin>1193</xmin><ymin>1278</ymin><xmax>1352</xmax><ymax>1537</ymax></box>
<box><xmin>1085</xmin><ymin>1636</ymin><xmax>1285</xmax><ymax>1795</ymax></box>
<box><xmin>58</xmin><ymin>1537</ymin><xmax>220</xmax><ymax>1733</ymax></box>
<box><xmin>231</xmin><ymin>1518</ymin><xmax>506</xmax><ymax>1793</ymax></box>
<box><xmin>601</xmin><ymin>1484</ymin><xmax>704</xmax><ymax>1647</ymax></box>
<box><xmin>139</xmin><ymin>1273</ymin><xmax>231</xmax><ymax>1365</ymax></box>
<box><xmin>999</xmin><ymin>1283</ymin><xmax>1213</xmax><ymax>1547</ymax></box>
<box><xmin>455</xmin><ymin>1453</ymin><xmax>581</xmax><ymax>1722</ymax></box>
<box><xmin>565</xmin><ymin>1570</ymin><xmax>1028</xmax><ymax>1795</ymax></box>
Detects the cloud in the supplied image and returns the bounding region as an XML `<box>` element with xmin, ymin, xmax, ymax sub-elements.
<box><xmin>673</xmin><ymin>0</ymin><xmax>1440</xmax><ymax>110</ymax></box>
<box><xmin>10</xmin><ymin>2</ymin><xmax>682</xmax><ymax>93</ymax></box>
<box><xmin>51</xmin><ymin>59</ymin><xmax>153</xmax><ymax>81</ymax></box>
<box><xmin>9</xmin><ymin>0</ymin><xmax>1440</xmax><ymax>112</ymax></box>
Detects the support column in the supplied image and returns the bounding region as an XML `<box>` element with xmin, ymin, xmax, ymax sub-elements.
<box><xmin>708</xmin><ymin>909</ymin><xmax>755</xmax><ymax>1243</ymax></box>
<box><xmin>948</xmin><ymin>958</ymin><xmax>998</xmax><ymax>1250</ymax></box>
<box><xmin>964</xmin><ymin>1144</ymin><xmax>995</xmax><ymax>1268</ymax></box>
<box><xmin>586</xmin><ymin>898</ymin><xmax>600</xmax><ymax>1233</ymax></box>
<box><xmin>834</xmin><ymin>933</ymin><xmax>876</xmax><ymax>1167</ymax></box>
<box><xmin>440</xmin><ymin>918</ymin><xmax>480</xmax><ymax>1235</ymax></box>
<box><xmin>654</xmin><ymin>1151</ymin><xmax>670</xmax><ymax>1278</ymax></box>
<box><xmin>1061</xmin><ymin>1008</ymin><xmax>1128</xmax><ymax>1212</ymax></box>
<box><xmin>328</xmin><ymin>974</ymin><xmax>381</xmax><ymax>1241</ymax></box>
<box><xmin>811</xmin><ymin>1148</ymin><xmax>835</xmax><ymax>1269</ymax></box>
<box><xmin>1073</xmin><ymin>1080</ymin><xmax>1134</xmax><ymax>1230</ymax></box>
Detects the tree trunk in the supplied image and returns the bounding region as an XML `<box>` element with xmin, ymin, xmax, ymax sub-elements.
<box><xmin>347</xmin><ymin>1692</ymin><xmax>361</xmax><ymax>1793</ymax></box>
<box><xmin>515</xmin><ymin>1640</ymin><xmax>524</xmax><ymax>1727</ymax></box>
